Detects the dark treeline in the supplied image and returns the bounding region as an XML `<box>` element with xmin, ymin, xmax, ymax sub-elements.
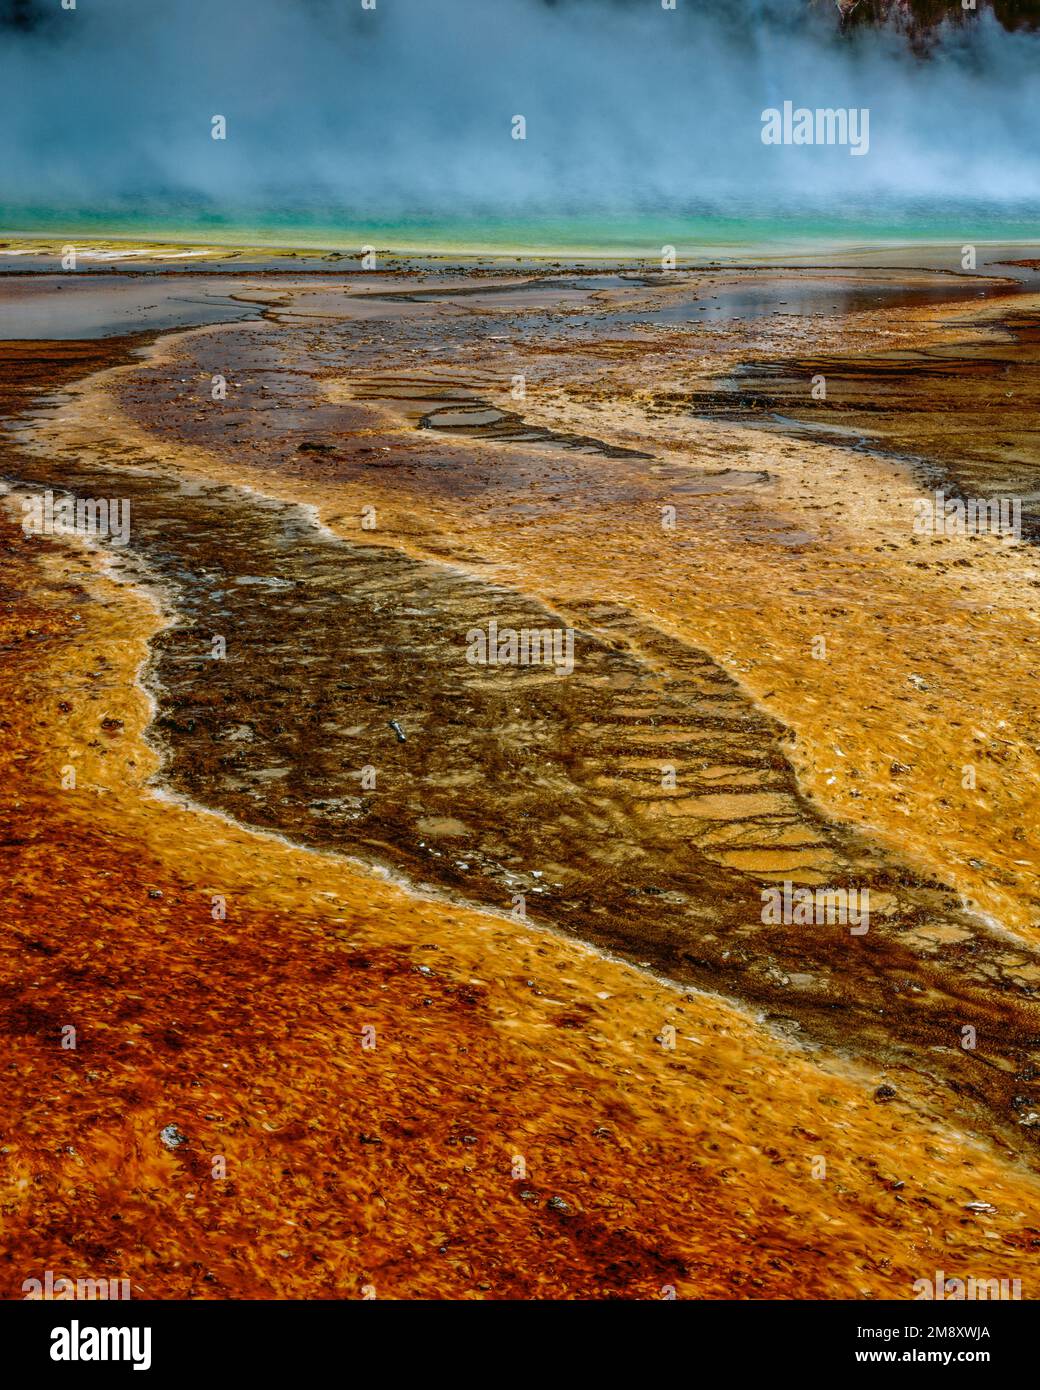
<box><xmin>838</xmin><ymin>0</ymin><xmax>1040</xmax><ymax>31</ymax></box>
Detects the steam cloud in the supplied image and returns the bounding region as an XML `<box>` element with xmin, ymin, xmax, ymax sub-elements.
<box><xmin>0</xmin><ymin>0</ymin><xmax>1037</xmax><ymax>226</ymax></box>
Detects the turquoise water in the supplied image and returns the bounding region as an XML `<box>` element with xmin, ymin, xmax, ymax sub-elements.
<box><xmin>3</xmin><ymin>201</ymin><xmax>1039</xmax><ymax>257</ymax></box>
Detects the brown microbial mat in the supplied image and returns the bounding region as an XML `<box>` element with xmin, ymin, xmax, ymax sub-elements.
<box><xmin>2</xmin><ymin>256</ymin><xmax>1040</xmax><ymax>1307</ymax></box>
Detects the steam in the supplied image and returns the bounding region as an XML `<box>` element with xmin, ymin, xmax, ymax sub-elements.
<box><xmin>0</xmin><ymin>0</ymin><xmax>1037</xmax><ymax>229</ymax></box>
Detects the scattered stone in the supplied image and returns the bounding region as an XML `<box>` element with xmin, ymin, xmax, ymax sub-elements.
<box><xmin>159</xmin><ymin>1124</ymin><xmax>188</xmax><ymax>1150</ymax></box>
<box><xmin>873</xmin><ymin>1084</ymin><xmax>897</xmax><ymax>1103</ymax></box>
<box><xmin>545</xmin><ymin>1196</ymin><xmax>571</xmax><ymax>1214</ymax></box>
